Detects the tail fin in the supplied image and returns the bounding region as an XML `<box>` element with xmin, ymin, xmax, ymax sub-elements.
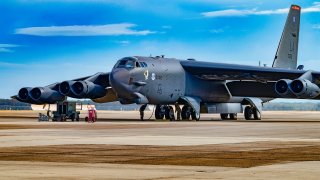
<box><xmin>272</xmin><ymin>5</ymin><xmax>301</xmax><ymax>69</ymax></box>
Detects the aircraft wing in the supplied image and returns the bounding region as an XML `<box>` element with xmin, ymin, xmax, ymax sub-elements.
<box><xmin>181</xmin><ymin>60</ymin><xmax>320</xmax><ymax>99</ymax></box>
<box><xmin>13</xmin><ymin>72</ymin><xmax>117</xmax><ymax>104</ymax></box>
<box><xmin>180</xmin><ymin>60</ymin><xmax>318</xmax><ymax>82</ymax></box>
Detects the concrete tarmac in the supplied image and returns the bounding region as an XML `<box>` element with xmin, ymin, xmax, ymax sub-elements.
<box><xmin>0</xmin><ymin>110</ymin><xmax>320</xmax><ymax>179</ymax></box>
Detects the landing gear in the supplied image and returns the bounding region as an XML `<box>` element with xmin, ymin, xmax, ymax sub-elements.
<box><xmin>155</xmin><ymin>104</ymin><xmax>200</xmax><ymax>121</ymax></box>
<box><xmin>220</xmin><ymin>113</ymin><xmax>237</xmax><ymax>120</ymax></box>
<box><xmin>155</xmin><ymin>105</ymin><xmax>175</xmax><ymax>121</ymax></box>
<box><xmin>155</xmin><ymin>105</ymin><xmax>165</xmax><ymax>120</ymax></box>
<box><xmin>182</xmin><ymin>105</ymin><xmax>200</xmax><ymax>121</ymax></box>
<box><xmin>165</xmin><ymin>106</ymin><xmax>175</xmax><ymax>121</ymax></box>
<box><xmin>181</xmin><ymin>105</ymin><xmax>191</xmax><ymax>120</ymax></box>
<box><xmin>230</xmin><ymin>113</ymin><xmax>237</xmax><ymax>120</ymax></box>
<box><xmin>220</xmin><ymin>113</ymin><xmax>228</xmax><ymax>120</ymax></box>
<box><xmin>244</xmin><ymin>106</ymin><xmax>261</xmax><ymax>120</ymax></box>
<box><xmin>253</xmin><ymin>108</ymin><xmax>261</xmax><ymax>120</ymax></box>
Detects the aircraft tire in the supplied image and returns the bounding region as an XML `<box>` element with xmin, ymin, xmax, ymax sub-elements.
<box><xmin>253</xmin><ymin>108</ymin><xmax>261</xmax><ymax>120</ymax></box>
<box><xmin>220</xmin><ymin>113</ymin><xmax>229</xmax><ymax>120</ymax></box>
<box><xmin>191</xmin><ymin>110</ymin><xmax>200</xmax><ymax>121</ymax></box>
<box><xmin>244</xmin><ymin>106</ymin><xmax>254</xmax><ymax>120</ymax></box>
<box><xmin>230</xmin><ymin>113</ymin><xmax>237</xmax><ymax>120</ymax></box>
<box><xmin>155</xmin><ymin>105</ymin><xmax>164</xmax><ymax>120</ymax></box>
<box><xmin>181</xmin><ymin>105</ymin><xmax>191</xmax><ymax>120</ymax></box>
<box><xmin>165</xmin><ymin>106</ymin><xmax>175</xmax><ymax>121</ymax></box>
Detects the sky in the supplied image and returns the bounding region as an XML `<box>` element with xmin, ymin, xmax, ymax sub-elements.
<box><xmin>1</xmin><ymin>0</ymin><xmax>320</xmax><ymax>99</ymax></box>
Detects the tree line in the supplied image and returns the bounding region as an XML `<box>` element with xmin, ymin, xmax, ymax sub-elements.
<box><xmin>1</xmin><ymin>98</ymin><xmax>320</xmax><ymax>111</ymax></box>
<box><xmin>0</xmin><ymin>99</ymin><xmax>31</xmax><ymax>110</ymax></box>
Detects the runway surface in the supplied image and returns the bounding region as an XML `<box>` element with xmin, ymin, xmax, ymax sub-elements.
<box><xmin>0</xmin><ymin>110</ymin><xmax>320</xmax><ymax>179</ymax></box>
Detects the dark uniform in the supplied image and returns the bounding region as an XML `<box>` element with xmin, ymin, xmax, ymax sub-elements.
<box><xmin>139</xmin><ymin>104</ymin><xmax>148</xmax><ymax>121</ymax></box>
<box><xmin>175</xmin><ymin>103</ymin><xmax>181</xmax><ymax>121</ymax></box>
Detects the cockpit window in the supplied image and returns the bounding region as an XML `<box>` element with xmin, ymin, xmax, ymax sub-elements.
<box><xmin>115</xmin><ymin>57</ymin><xmax>137</xmax><ymax>69</ymax></box>
<box><xmin>125</xmin><ymin>60</ymin><xmax>134</xmax><ymax>69</ymax></box>
<box><xmin>139</xmin><ymin>62</ymin><xmax>145</xmax><ymax>67</ymax></box>
<box><xmin>135</xmin><ymin>61</ymin><xmax>140</xmax><ymax>68</ymax></box>
<box><xmin>118</xmin><ymin>60</ymin><xmax>127</xmax><ymax>66</ymax></box>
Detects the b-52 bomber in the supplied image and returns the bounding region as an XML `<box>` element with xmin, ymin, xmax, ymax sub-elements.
<box><xmin>13</xmin><ymin>5</ymin><xmax>320</xmax><ymax>120</ymax></box>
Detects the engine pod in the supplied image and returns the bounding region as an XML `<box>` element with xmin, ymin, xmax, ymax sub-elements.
<box><xmin>71</xmin><ymin>81</ymin><xmax>106</xmax><ymax>99</ymax></box>
<box><xmin>29</xmin><ymin>87</ymin><xmax>65</xmax><ymax>104</ymax></box>
<box><xmin>274</xmin><ymin>79</ymin><xmax>295</xmax><ymax>98</ymax></box>
<box><xmin>18</xmin><ymin>87</ymin><xmax>32</xmax><ymax>101</ymax></box>
<box><xmin>59</xmin><ymin>81</ymin><xmax>79</xmax><ymax>98</ymax></box>
<box><xmin>289</xmin><ymin>79</ymin><xmax>320</xmax><ymax>98</ymax></box>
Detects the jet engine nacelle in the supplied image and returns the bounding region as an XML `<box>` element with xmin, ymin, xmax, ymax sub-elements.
<box><xmin>275</xmin><ymin>79</ymin><xmax>294</xmax><ymax>97</ymax></box>
<box><xmin>29</xmin><ymin>87</ymin><xmax>65</xmax><ymax>104</ymax></box>
<box><xmin>289</xmin><ymin>79</ymin><xmax>320</xmax><ymax>98</ymax></box>
<box><xmin>70</xmin><ymin>81</ymin><xmax>106</xmax><ymax>99</ymax></box>
<box><xmin>59</xmin><ymin>81</ymin><xmax>77</xmax><ymax>98</ymax></box>
<box><xmin>17</xmin><ymin>87</ymin><xmax>33</xmax><ymax>103</ymax></box>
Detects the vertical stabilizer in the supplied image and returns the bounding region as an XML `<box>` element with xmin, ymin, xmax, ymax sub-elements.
<box><xmin>272</xmin><ymin>5</ymin><xmax>300</xmax><ymax>69</ymax></box>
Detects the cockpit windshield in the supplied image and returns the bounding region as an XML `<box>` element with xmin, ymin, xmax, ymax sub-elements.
<box><xmin>115</xmin><ymin>57</ymin><xmax>136</xmax><ymax>69</ymax></box>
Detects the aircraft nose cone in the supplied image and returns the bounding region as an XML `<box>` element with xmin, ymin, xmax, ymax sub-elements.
<box><xmin>110</xmin><ymin>68</ymin><xmax>132</xmax><ymax>98</ymax></box>
<box><xmin>110</xmin><ymin>68</ymin><xmax>130</xmax><ymax>84</ymax></box>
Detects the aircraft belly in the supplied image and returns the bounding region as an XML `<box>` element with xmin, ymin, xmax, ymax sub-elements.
<box><xmin>226</xmin><ymin>81</ymin><xmax>278</xmax><ymax>98</ymax></box>
<box><xmin>185</xmin><ymin>74</ymin><xmax>231</xmax><ymax>103</ymax></box>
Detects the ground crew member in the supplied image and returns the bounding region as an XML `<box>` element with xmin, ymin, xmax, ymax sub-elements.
<box><xmin>139</xmin><ymin>104</ymin><xmax>148</xmax><ymax>121</ymax></box>
<box><xmin>175</xmin><ymin>103</ymin><xmax>181</xmax><ymax>121</ymax></box>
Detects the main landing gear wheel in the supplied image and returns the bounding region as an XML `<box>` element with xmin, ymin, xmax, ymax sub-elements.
<box><xmin>220</xmin><ymin>113</ymin><xmax>238</xmax><ymax>120</ymax></box>
<box><xmin>229</xmin><ymin>113</ymin><xmax>237</xmax><ymax>120</ymax></box>
<box><xmin>191</xmin><ymin>110</ymin><xmax>200</xmax><ymax>121</ymax></box>
<box><xmin>181</xmin><ymin>105</ymin><xmax>191</xmax><ymax>120</ymax></box>
<box><xmin>182</xmin><ymin>105</ymin><xmax>199</xmax><ymax>121</ymax></box>
<box><xmin>253</xmin><ymin>108</ymin><xmax>261</xmax><ymax>120</ymax></box>
<box><xmin>155</xmin><ymin>105</ymin><xmax>165</xmax><ymax>120</ymax></box>
<box><xmin>165</xmin><ymin>106</ymin><xmax>175</xmax><ymax>121</ymax></box>
<box><xmin>244</xmin><ymin>106</ymin><xmax>261</xmax><ymax>120</ymax></box>
<box><xmin>220</xmin><ymin>114</ymin><xmax>229</xmax><ymax>120</ymax></box>
<box><xmin>155</xmin><ymin>105</ymin><xmax>176</xmax><ymax>121</ymax></box>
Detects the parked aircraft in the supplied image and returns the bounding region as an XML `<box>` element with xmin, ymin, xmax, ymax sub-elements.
<box><xmin>13</xmin><ymin>5</ymin><xmax>316</xmax><ymax>120</ymax></box>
